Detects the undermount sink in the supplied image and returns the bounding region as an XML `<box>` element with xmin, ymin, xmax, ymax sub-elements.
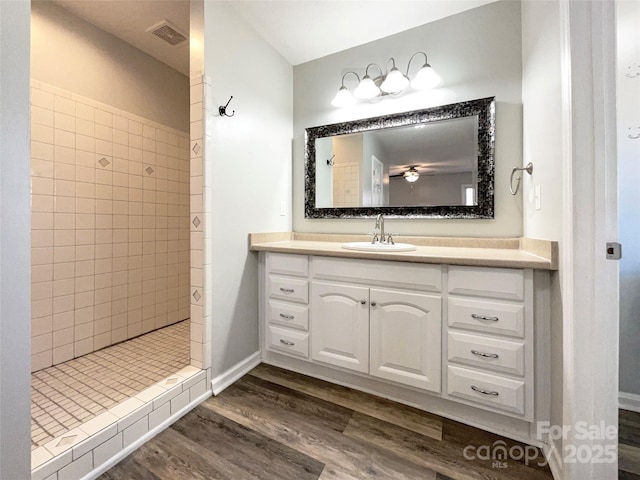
<box><xmin>341</xmin><ymin>241</ymin><xmax>417</xmax><ymax>252</ymax></box>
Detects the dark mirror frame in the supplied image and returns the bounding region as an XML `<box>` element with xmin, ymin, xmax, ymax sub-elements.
<box><xmin>304</xmin><ymin>96</ymin><xmax>496</xmax><ymax>219</ymax></box>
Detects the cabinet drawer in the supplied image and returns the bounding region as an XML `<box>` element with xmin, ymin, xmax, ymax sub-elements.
<box><xmin>268</xmin><ymin>275</ymin><xmax>309</xmax><ymax>304</ymax></box>
<box><xmin>267</xmin><ymin>325</ymin><xmax>309</xmax><ymax>358</ymax></box>
<box><xmin>447</xmin><ymin>365</ymin><xmax>525</xmax><ymax>416</ymax></box>
<box><xmin>267</xmin><ymin>300</ymin><xmax>309</xmax><ymax>331</ymax></box>
<box><xmin>313</xmin><ymin>256</ymin><xmax>441</xmax><ymax>292</ymax></box>
<box><xmin>448</xmin><ymin>297</ymin><xmax>524</xmax><ymax>338</ymax></box>
<box><xmin>267</xmin><ymin>253</ymin><xmax>308</xmax><ymax>277</ymax></box>
<box><xmin>448</xmin><ymin>266</ymin><xmax>524</xmax><ymax>301</ymax></box>
<box><xmin>447</xmin><ymin>331</ymin><xmax>525</xmax><ymax>376</ymax></box>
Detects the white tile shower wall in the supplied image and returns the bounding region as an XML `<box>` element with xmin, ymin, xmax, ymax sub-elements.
<box><xmin>30</xmin><ymin>81</ymin><xmax>191</xmax><ymax>372</ymax></box>
<box><xmin>333</xmin><ymin>162</ymin><xmax>360</xmax><ymax>208</ymax></box>
<box><xmin>189</xmin><ymin>75</ymin><xmax>209</xmax><ymax>370</ymax></box>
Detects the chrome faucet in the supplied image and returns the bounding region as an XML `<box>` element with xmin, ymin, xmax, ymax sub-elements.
<box><xmin>375</xmin><ymin>214</ymin><xmax>385</xmax><ymax>243</ymax></box>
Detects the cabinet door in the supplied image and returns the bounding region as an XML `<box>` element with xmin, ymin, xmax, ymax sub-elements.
<box><xmin>311</xmin><ymin>281</ymin><xmax>370</xmax><ymax>373</ymax></box>
<box><xmin>369</xmin><ymin>288</ymin><xmax>442</xmax><ymax>392</ymax></box>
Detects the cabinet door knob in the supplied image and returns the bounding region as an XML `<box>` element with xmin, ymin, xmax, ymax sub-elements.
<box><xmin>279</xmin><ymin>339</ymin><xmax>295</xmax><ymax>346</ymax></box>
<box><xmin>360</xmin><ymin>300</ymin><xmax>367</xmax><ymax>305</ymax></box>
<box><xmin>471</xmin><ymin>385</ymin><xmax>499</xmax><ymax>396</ymax></box>
<box><xmin>471</xmin><ymin>313</ymin><xmax>499</xmax><ymax>322</ymax></box>
<box><xmin>370</xmin><ymin>301</ymin><xmax>377</xmax><ymax>307</ymax></box>
<box><xmin>471</xmin><ymin>349</ymin><xmax>499</xmax><ymax>359</ymax></box>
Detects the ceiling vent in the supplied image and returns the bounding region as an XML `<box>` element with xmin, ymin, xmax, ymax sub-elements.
<box><xmin>147</xmin><ymin>20</ymin><xmax>188</xmax><ymax>47</ymax></box>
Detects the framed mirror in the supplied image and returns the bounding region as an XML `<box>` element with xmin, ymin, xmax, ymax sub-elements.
<box><xmin>304</xmin><ymin>96</ymin><xmax>495</xmax><ymax>218</ymax></box>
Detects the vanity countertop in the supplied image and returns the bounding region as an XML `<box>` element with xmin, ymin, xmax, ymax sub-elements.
<box><xmin>249</xmin><ymin>233</ymin><xmax>558</xmax><ymax>271</ymax></box>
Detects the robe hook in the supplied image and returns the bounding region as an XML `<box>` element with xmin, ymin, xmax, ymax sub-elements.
<box><xmin>327</xmin><ymin>154</ymin><xmax>335</xmax><ymax>166</ymax></box>
<box><xmin>509</xmin><ymin>162</ymin><xmax>533</xmax><ymax>195</ymax></box>
<box><xmin>219</xmin><ymin>96</ymin><xmax>235</xmax><ymax>117</ymax></box>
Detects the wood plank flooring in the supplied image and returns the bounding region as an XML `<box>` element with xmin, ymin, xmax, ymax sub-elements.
<box><xmin>620</xmin><ymin>409</ymin><xmax>640</xmax><ymax>479</ymax></box>
<box><xmin>102</xmin><ymin>364</ymin><xmax>555</xmax><ymax>480</ymax></box>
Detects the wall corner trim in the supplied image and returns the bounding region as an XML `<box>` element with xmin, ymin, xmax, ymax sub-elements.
<box><xmin>211</xmin><ymin>351</ymin><xmax>262</xmax><ymax>395</ymax></box>
<box><xmin>619</xmin><ymin>391</ymin><xmax>640</xmax><ymax>413</ymax></box>
<box><xmin>544</xmin><ymin>439</ymin><xmax>563</xmax><ymax>480</ymax></box>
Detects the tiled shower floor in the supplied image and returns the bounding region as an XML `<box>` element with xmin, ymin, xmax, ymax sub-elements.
<box><xmin>31</xmin><ymin>320</ymin><xmax>190</xmax><ymax>449</ymax></box>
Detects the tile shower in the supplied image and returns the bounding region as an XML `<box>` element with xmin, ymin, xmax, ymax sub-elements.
<box><xmin>31</xmin><ymin>320</ymin><xmax>190</xmax><ymax>449</ymax></box>
<box><xmin>29</xmin><ymin>80</ymin><xmax>191</xmax><ymax>372</ymax></box>
<box><xmin>333</xmin><ymin>162</ymin><xmax>360</xmax><ymax>207</ymax></box>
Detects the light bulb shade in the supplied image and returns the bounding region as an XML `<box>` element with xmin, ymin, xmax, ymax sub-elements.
<box><xmin>403</xmin><ymin>167</ymin><xmax>420</xmax><ymax>183</ymax></box>
<box><xmin>331</xmin><ymin>86</ymin><xmax>355</xmax><ymax>108</ymax></box>
<box><xmin>380</xmin><ymin>68</ymin><xmax>409</xmax><ymax>93</ymax></box>
<box><xmin>354</xmin><ymin>76</ymin><xmax>381</xmax><ymax>99</ymax></box>
<box><xmin>411</xmin><ymin>64</ymin><xmax>441</xmax><ymax>90</ymax></box>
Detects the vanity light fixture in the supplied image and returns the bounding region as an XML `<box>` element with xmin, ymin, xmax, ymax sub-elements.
<box><xmin>331</xmin><ymin>72</ymin><xmax>360</xmax><ymax>108</ymax></box>
<box><xmin>407</xmin><ymin>52</ymin><xmax>441</xmax><ymax>90</ymax></box>
<box><xmin>354</xmin><ymin>64</ymin><xmax>384</xmax><ymax>99</ymax></box>
<box><xmin>403</xmin><ymin>166</ymin><xmax>420</xmax><ymax>183</ymax></box>
<box><xmin>331</xmin><ymin>52</ymin><xmax>441</xmax><ymax>108</ymax></box>
<box><xmin>380</xmin><ymin>58</ymin><xmax>410</xmax><ymax>93</ymax></box>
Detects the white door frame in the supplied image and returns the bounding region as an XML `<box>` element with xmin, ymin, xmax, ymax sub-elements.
<box><xmin>371</xmin><ymin>155</ymin><xmax>384</xmax><ymax>207</ymax></box>
<box><xmin>0</xmin><ymin>1</ymin><xmax>32</xmax><ymax>478</ymax></box>
<box><xmin>557</xmin><ymin>1</ymin><xmax>619</xmax><ymax>479</ymax></box>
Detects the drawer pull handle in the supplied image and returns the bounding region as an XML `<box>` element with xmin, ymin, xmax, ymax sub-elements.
<box><xmin>279</xmin><ymin>313</ymin><xmax>295</xmax><ymax>320</ymax></box>
<box><xmin>471</xmin><ymin>385</ymin><xmax>500</xmax><ymax>396</ymax></box>
<box><xmin>279</xmin><ymin>288</ymin><xmax>295</xmax><ymax>293</ymax></box>
<box><xmin>471</xmin><ymin>313</ymin><xmax>499</xmax><ymax>322</ymax></box>
<box><xmin>279</xmin><ymin>339</ymin><xmax>295</xmax><ymax>346</ymax></box>
<box><xmin>471</xmin><ymin>349</ymin><xmax>499</xmax><ymax>359</ymax></box>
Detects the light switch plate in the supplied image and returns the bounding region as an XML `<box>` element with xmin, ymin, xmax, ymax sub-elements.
<box><xmin>534</xmin><ymin>185</ymin><xmax>541</xmax><ymax>211</ymax></box>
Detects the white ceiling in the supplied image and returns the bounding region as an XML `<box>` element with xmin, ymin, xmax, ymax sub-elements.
<box><xmin>52</xmin><ymin>0</ymin><xmax>496</xmax><ymax>75</ymax></box>
<box><xmin>376</xmin><ymin>116</ymin><xmax>477</xmax><ymax>176</ymax></box>
<box><xmin>229</xmin><ymin>1</ymin><xmax>496</xmax><ymax>66</ymax></box>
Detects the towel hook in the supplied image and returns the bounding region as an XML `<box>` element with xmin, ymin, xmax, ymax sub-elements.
<box><xmin>509</xmin><ymin>162</ymin><xmax>533</xmax><ymax>195</ymax></box>
<box><xmin>326</xmin><ymin>154</ymin><xmax>335</xmax><ymax>166</ymax></box>
<box><xmin>219</xmin><ymin>96</ymin><xmax>235</xmax><ymax>117</ymax></box>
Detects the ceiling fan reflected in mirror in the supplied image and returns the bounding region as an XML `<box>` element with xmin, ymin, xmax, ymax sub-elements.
<box><xmin>389</xmin><ymin>166</ymin><xmax>430</xmax><ymax>183</ymax></box>
<box><xmin>402</xmin><ymin>166</ymin><xmax>420</xmax><ymax>183</ymax></box>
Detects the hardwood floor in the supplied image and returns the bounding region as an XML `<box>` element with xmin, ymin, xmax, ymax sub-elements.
<box><xmin>102</xmin><ymin>364</ymin><xmax>553</xmax><ymax>480</ymax></box>
<box><xmin>620</xmin><ymin>409</ymin><xmax>640</xmax><ymax>479</ymax></box>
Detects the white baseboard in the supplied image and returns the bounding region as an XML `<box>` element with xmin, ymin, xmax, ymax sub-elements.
<box><xmin>82</xmin><ymin>390</ymin><xmax>212</xmax><ymax>480</ymax></box>
<box><xmin>210</xmin><ymin>351</ymin><xmax>261</xmax><ymax>395</ymax></box>
<box><xmin>619</xmin><ymin>391</ymin><xmax>640</xmax><ymax>413</ymax></box>
<box><xmin>544</xmin><ymin>438</ymin><xmax>563</xmax><ymax>480</ymax></box>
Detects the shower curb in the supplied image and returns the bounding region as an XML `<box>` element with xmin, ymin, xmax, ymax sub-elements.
<box><xmin>31</xmin><ymin>367</ymin><xmax>211</xmax><ymax>480</ymax></box>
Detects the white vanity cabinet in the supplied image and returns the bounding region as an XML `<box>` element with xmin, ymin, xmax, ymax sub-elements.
<box><xmin>310</xmin><ymin>281</ymin><xmax>442</xmax><ymax>393</ymax></box>
<box><xmin>310</xmin><ymin>281</ymin><xmax>370</xmax><ymax>373</ymax></box>
<box><xmin>368</xmin><ymin>288</ymin><xmax>441</xmax><ymax>392</ymax></box>
<box><xmin>265</xmin><ymin>253</ymin><xmax>310</xmax><ymax>358</ymax></box>
<box><xmin>445</xmin><ymin>265</ymin><xmax>534</xmax><ymax>420</ymax></box>
<box><xmin>259</xmin><ymin>251</ymin><xmax>549</xmax><ymax>442</ymax></box>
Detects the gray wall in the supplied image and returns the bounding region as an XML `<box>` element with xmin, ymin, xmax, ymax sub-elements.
<box><xmin>618</xmin><ymin>0</ymin><xmax>640</xmax><ymax>397</ymax></box>
<box><xmin>521</xmin><ymin>0</ymin><xmax>564</xmax><ymax>457</ymax></box>
<box><xmin>31</xmin><ymin>1</ymin><xmax>189</xmax><ymax>132</ymax></box>
<box><xmin>204</xmin><ymin>2</ymin><xmax>293</xmax><ymax>376</ymax></box>
<box><xmin>293</xmin><ymin>0</ymin><xmax>523</xmax><ymax>236</ymax></box>
<box><xmin>389</xmin><ymin>172</ymin><xmax>472</xmax><ymax>206</ymax></box>
<box><xmin>0</xmin><ymin>1</ymin><xmax>32</xmax><ymax>477</ymax></box>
